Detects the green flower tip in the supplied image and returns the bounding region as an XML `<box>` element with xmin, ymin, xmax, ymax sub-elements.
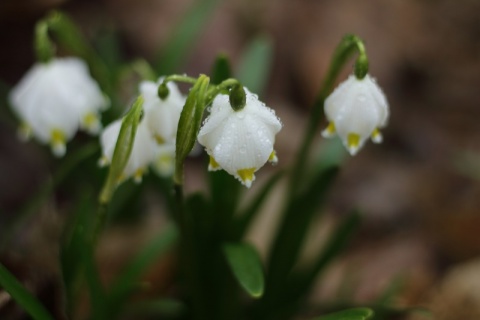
<box><xmin>158</xmin><ymin>83</ymin><xmax>169</xmax><ymax>100</ymax></box>
<box><xmin>229</xmin><ymin>84</ymin><xmax>246</xmax><ymax>111</ymax></box>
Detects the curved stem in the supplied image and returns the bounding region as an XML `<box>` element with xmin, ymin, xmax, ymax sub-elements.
<box><xmin>163</xmin><ymin>74</ymin><xmax>198</xmax><ymax>85</ymax></box>
<box><xmin>289</xmin><ymin>34</ymin><xmax>368</xmax><ymax>195</ymax></box>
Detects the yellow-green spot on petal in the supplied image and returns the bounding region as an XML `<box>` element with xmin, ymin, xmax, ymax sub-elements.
<box><xmin>321</xmin><ymin>122</ymin><xmax>336</xmax><ymax>138</ymax></box>
<box><xmin>154</xmin><ymin>135</ymin><xmax>166</xmax><ymax>145</ymax></box>
<box><xmin>347</xmin><ymin>133</ymin><xmax>361</xmax><ymax>156</ymax></box>
<box><xmin>84</xmin><ymin>112</ymin><xmax>97</xmax><ymax>127</ymax></box>
<box><xmin>208</xmin><ymin>156</ymin><xmax>221</xmax><ymax>171</ymax></box>
<box><xmin>237</xmin><ymin>168</ymin><xmax>256</xmax><ymax>188</ymax></box>
<box><xmin>371</xmin><ymin>128</ymin><xmax>383</xmax><ymax>143</ymax></box>
<box><xmin>82</xmin><ymin>112</ymin><xmax>101</xmax><ymax>134</ymax></box>
<box><xmin>50</xmin><ymin>129</ymin><xmax>67</xmax><ymax>157</ymax></box>
<box><xmin>268</xmin><ymin>150</ymin><xmax>278</xmax><ymax>164</ymax></box>
<box><xmin>133</xmin><ymin>168</ymin><xmax>145</xmax><ymax>183</ymax></box>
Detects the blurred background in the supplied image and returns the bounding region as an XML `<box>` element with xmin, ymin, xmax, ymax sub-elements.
<box><xmin>1</xmin><ymin>0</ymin><xmax>480</xmax><ymax>319</ymax></box>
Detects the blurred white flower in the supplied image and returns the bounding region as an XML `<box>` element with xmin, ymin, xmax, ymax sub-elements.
<box><xmin>152</xmin><ymin>142</ymin><xmax>176</xmax><ymax>177</ymax></box>
<box><xmin>99</xmin><ymin>119</ymin><xmax>157</xmax><ymax>183</ymax></box>
<box><xmin>198</xmin><ymin>88</ymin><xmax>282</xmax><ymax>188</ymax></box>
<box><xmin>322</xmin><ymin>74</ymin><xmax>389</xmax><ymax>155</ymax></box>
<box><xmin>140</xmin><ymin>78</ymin><xmax>185</xmax><ymax>144</ymax></box>
<box><xmin>9</xmin><ymin>57</ymin><xmax>109</xmax><ymax>156</ymax></box>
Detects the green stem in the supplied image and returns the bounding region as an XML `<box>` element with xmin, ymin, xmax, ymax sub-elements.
<box><xmin>205</xmin><ymin>78</ymin><xmax>242</xmax><ymax>106</ymax></box>
<box><xmin>34</xmin><ymin>21</ymin><xmax>55</xmax><ymax>63</ymax></box>
<box><xmin>288</xmin><ymin>34</ymin><xmax>368</xmax><ymax>195</ymax></box>
<box><xmin>163</xmin><ymin>74</ymin><xmax>198</xmax><ymax>85</ymax></box>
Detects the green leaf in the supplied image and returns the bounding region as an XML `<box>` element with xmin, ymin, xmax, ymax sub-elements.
<box><xmin>0</xmin><ymin>264</ymin><xmax>54</xmax><ymax>320</ymax></box>
<box><xmin>124</xmin><ymin>298</ymin><xmax>186</xmax><ymax>318</ymax></box>
<box><xmin>156</xmin><ymin>0</ymin><xmax>220</xmax><ymax>74</ymax></box>
<box><xmin>211</xmin><ymin>53</ymin><xmax>232</xmax><ymax>85</ymax></box>
<box><xmin>60</xmin><ymin>192</ymin><xmax>96</xmax><ymax>317</ymax></box>
<box><xmin>237</xmin><ymin>35</ymin><xmax>273</xmax><ymax>94</ymax></box>
<box><xmin>0</xmin><ymin>143</ymin><xmax>99</xmax><ymax>250</ymax></box>
<box><xmin>175</xmin><ymin>75</ymin><xmax>210</xmax><ymax>184</ymax></box>
<box><xmin>99</xmin><ymin>95</ymin><xmax>143</xmax><ymax>204</ymax></box>
<box><xmin>223</xmin><ymin>242</ymin><xmax>265</xmax><ymax>298</ymax></box>
<box><xmin>290</xmin><ymin>211</ymin><xmax>361</xmax><ymax>298</ymax></box>
<box><xmin>107</xmin><ymin>224</ymin><xmax>178</xmax><ymax>316</ymax></box>
<box><xmin>234</xmin><ymin>170</ymin><xmax>284</xmax><ymax>239</ymax></box>
<box><xmin>266</xmin><ymin>166</ymin><xmax>339</xmax><ymax>287</ymax></box>
<box><xmin>315</xmin><ymin>308</ymin><xmax>374</xmax><ymax>320</ymax></box>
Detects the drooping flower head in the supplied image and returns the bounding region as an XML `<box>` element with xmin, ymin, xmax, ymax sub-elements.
<box><xmin>140</xmin><ymin>78</ymin><xmax>185</xmax><ymax>145</ymax></box>
<box><xmin>322</xmin><ymin>74</ymin><xmax>389</xmax><ymax>155</ymax></box>
<box><xmin>198</xmin><ymin>87</ymin><xmax>282</xmax><ymax>188</ymax></box>
<box><xmin>99</xmin><ymin>119</ymin><xmax>157</xmax><ymax>183</ymax></box>
<box><xmin>9</xmin><ymin>57</ymin><xmax>109</xmax><ymax>156</ymax></box>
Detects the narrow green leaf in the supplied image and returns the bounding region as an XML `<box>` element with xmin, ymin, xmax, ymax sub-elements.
<box><xmin>0</xmin><ymin>264</ymin><xmax>54</xmax><ymax>320</ymax></box>
<box><xmin>156</xmin><ymin>0</ymin><xmax>220</xmax><ymax>74</ymax></box>
<box><xmin>124</xmin><ymin>298</ymin><xmax>187</xmax><ymax>318</ymax></box>
<box><xmin>223</xmin><ymin>242</ymin><xmax>265</xmax><ymax>298</ymax></box>
<box><xmin>1</xmin><ymin>143</ymin><xmax>99</xmax><ymax>250</ymax></box>
<box><xmin>175</xmin><ymin>75</ymin><xmax>210</xmax><ymax>184</ymax></box>
<box><xmin>237</xmin><ymin>36</ymin><xmax>273</xmax><ymax>94</ymax></box>
<box><xmin>266</xmin><ymin>166</ymin><xmax>339</xmax><ymax>287</ymax></box>
<box><xmin>234</xmin><ymin>170</ymin><xmax>284</xmax><ymax>239</ymax></box>
<box><xmin>315</xmin><ymin>308</ymin><xmax>374</xmax><ymax>320</ymax></box>
<box><xmin>60</xmin><ymin>192</ymin><xmax>96</xmax><ymax>317</ymax></box>
<box><xmin>99</xmin><ymin>95</ymin><xmax>143</xmax><ymax>204</ymax></box>
<box><xmin>261</xmin><ymin>212</ymin><xmax>361</xmax><ymax>320</ymax></box>
<box><xmin>108</xmin><ymin>224</ymin><xmax>178</xmax><ymax>315</ymax></box>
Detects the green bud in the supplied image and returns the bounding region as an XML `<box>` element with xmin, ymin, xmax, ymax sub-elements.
<box><xmin>175</xmin><ymin>75</ymin><xmax>210</xmax><ymax>185</ymax></box>
<box><xmin>229</xmin><ymin>84</ymin><xmax>246</xmax><ymax>111</ymax></box>
<box><xmin>99</xmin><ymin>95</ymin><xmax>144</xmax><ymax>204</ymax></box>
<box><xmin>158</xmin><ymin>83</ymin><xmax>170</xmax><ymax>100</ymax></box>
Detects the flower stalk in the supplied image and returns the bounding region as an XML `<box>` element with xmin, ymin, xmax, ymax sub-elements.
<box><xmin>289</xmin><ymin>34</ymin><xmax>369</xmax><ymax>194</ymax></box>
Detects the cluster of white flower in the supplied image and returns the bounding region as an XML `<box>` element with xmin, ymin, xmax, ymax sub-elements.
<box><xmin>9</xmin><ymin>56</ymin><xmax>389</xmax><ymax>187</ymax></box>
<box><xmin>9</xmin><ymin>57</ymin><xmax>109</xmax><ymax>157</ymax></box>
<box><xmin>99</xmin><ymin>79</ymin><xmax>185</xmax><ymax>183</ymax></box>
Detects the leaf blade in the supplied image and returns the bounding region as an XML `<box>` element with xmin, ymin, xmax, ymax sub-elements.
<box><xmin>314</xmin><ymin>308</ymin><xmax>374</xmax><ymax>320</ymax></box>
<box><xmin>0</xmin><ymin>264</ymin><xmax>54</xmax><ymax>320</ymax></box>
<box><xmin>223</xmin><ymin>242</ymin><xmax>265</xmax><ymax>298</ymax></box>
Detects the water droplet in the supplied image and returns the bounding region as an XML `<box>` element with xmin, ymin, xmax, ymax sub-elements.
<box><xmin>236</xmin><ymin>112</ymin><xmax>245</xmax><ymax>119</ymax></box>
<box><xmin>358</xmin><ymin>94</ymin><xmax>366</xmax><ymax>102</ymax></box>
<box><xmin>239</xmin><ymin>146</ymin><xmax>246</xmax><ymax>154</ymax></box>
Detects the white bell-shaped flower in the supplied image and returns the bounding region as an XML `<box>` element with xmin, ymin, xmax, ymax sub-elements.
<box><xmin>9</xmin><ymin>57</ymin><xmax>109</xmax><ymax>156</ymax></box>
<box><xmin>322</xmin><ymin>74</ymin><xmax>389</xmax><ymax>155</ymax></box>
<box><xmin>140</xmin><ymin>78</ymin><xmax>185</xmax><ymax>144</ymax></box>
<box><xmin>198</xmin><ymin>88</ymin><xmax>282</xmax><ymax>188</ymax></box>
<box><xmin>152</xmin><ymin>142</ymin><xmax>176</xmax><ymax>177</ymax></box>
<box><xmin>99</xmin><ymin>119</ymin><xmax>157</xmax><ymax>183</ymax></box>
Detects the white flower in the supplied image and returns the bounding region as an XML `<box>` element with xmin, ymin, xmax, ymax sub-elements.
<box><xmin>197</xmin><ymin>88</ymin><xmax>282</xmax><ymax>188</ymax></box>
<box><xmin>152</xmin><ymin>142</ymin><xmax>176</xmax><ymax>177</ymax></box>
<box><xmin>140</xmin><ymin>78</ymin><xmax>185</xmax><ymax>144</ymax></box>
<box><xmin>322</xmin><ymin>74</ymin><xmax>389</xmax><ymax>155</ymax></box>
<box><xmin>99</xmin><ymin>119</ymin><xmax>157</xmax><ymax>183</ymax></box>
<box><xmin>9</xmin><ymin>57</ymin><xmax>109</xmax><ymax>156</ymax></box>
